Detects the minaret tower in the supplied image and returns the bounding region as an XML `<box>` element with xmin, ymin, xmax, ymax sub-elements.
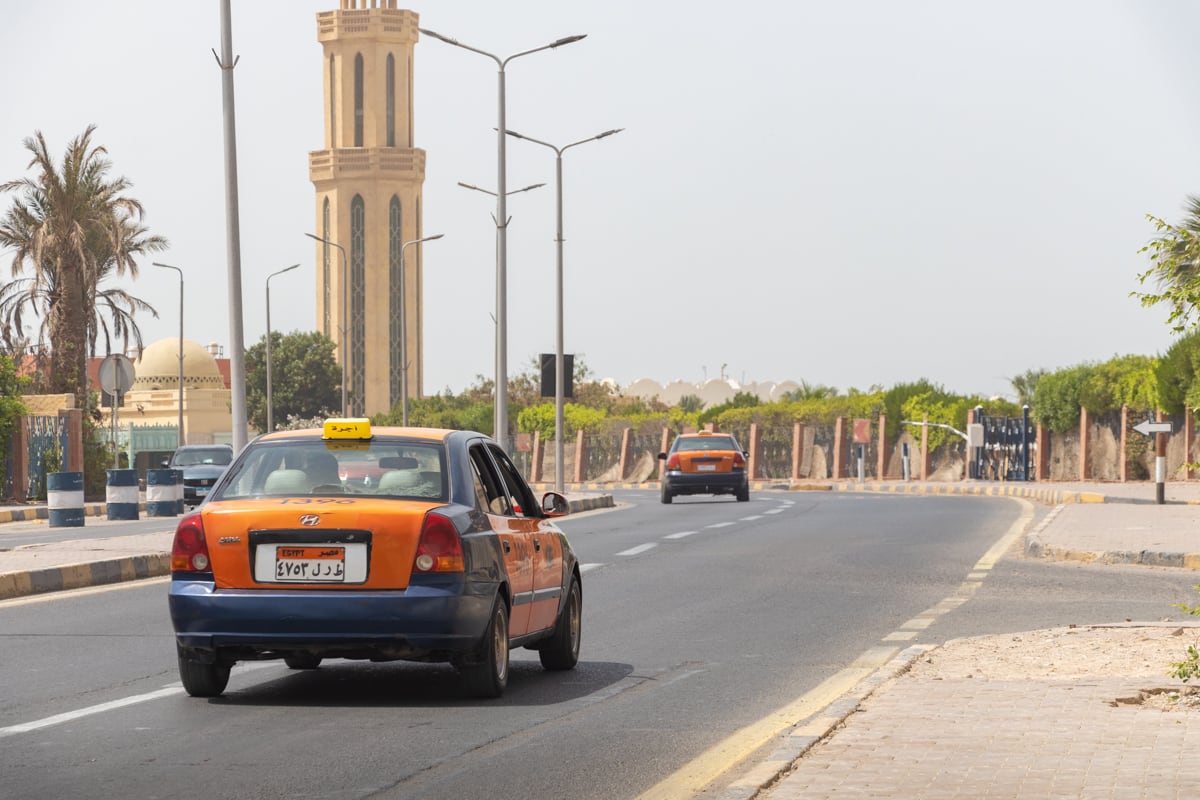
<box><xmin>310</xmin><ymin>1</ymin><xmax>426</xmax><ymax>417</ymax></box>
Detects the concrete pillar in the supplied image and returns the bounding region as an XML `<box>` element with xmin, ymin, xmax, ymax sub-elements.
<box><xmin>877</xmin><ymin>414</ymin><xmax>888</xmax><ymax>479</ymax></box>
<box><xmin>791</xmin><ymin>422</ymin><xmax>805</xmax><ymax>481</ymax></box>
<box><xmin>748</xmin><ymin>423</ymin><xmax>762</xmax><ymax>480</ymax></box>
<box><xmin>919</xmin><ymin>413</ymin><xmax>929</xmax><ymax>481</ymax></box>
<box><xmin>1187</xmin><ymin>406</ymin><xmax>1195</xmax><ymax>481</ymax></box>
<box><xmin>1119</xmin><ymin>405</ymin><xmax>1128</xmax><ymax>483</ymax></box>
<box><xmin>833</xmin><ymin>417</ymin><xmax>847</xmax><ymax>479</ymax></box>
<box><xmin>1079</xmin><ymin>406</ymin><xmax>1090</xmax><ymax>481</ymax></box>
<box><xmin>658</xmin><ymin>427</ymin><xmax>670</xmax><ymax>482</ymax></box>
<box><xmin>573</xmin><ymin>430</ymin><xmax>586</xmax><ymax>484</ymax></box>
<box><xmin>530</xmin><ymin>431</ymin><xmax>543</xmax><ymax>484</ymax></box>
<box><xmin>618</xmin><ymin>427</ymin><xmax>632</xmax><ymax>481</ymax></box>
<box><xmin>1036</xmin><ymin>424</ymin><xmax>1049</xmax><ymax>481</ymax></box>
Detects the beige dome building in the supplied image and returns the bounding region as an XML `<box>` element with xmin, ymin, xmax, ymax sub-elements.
<box><xmin>98</xmin><ymin>339</ymin><xmax>235</xmax><ymax>466</ymax></box>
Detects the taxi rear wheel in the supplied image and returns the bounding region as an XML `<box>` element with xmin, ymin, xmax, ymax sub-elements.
<box><xmin>539</xmin><ymin>578</ymin><xmax>581</xmax><ymax>670</ymax></box>
<box><xmin>177</xmin><ymin>645</ymin><xmax>231</xmax><ymax>697</ymax></box>
<box><xmin>660</xmin><ymin>485</ymin><xmax>673</xmax><ymax>504</ymax></box>
<box><xmin>461</xmin><ymin>598</ymin><xmax>509</xmax><ymax>698</ymax></box>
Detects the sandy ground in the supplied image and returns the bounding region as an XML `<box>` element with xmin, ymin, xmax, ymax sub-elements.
<box><xmin>910</xmin><ymin>624</ymin><xmax>1200</xmax><ymax>710</ymax></box>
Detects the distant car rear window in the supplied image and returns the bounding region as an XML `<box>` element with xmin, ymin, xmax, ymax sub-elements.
<box><xmin>172</xmin><ymin>447</ymin><xmax>233</xmax><ymax>466</ymax></box>
<box><xmin>673</xmin><ymin>436</ymin><xmax>739</xmax><ymax>452</ymax></box>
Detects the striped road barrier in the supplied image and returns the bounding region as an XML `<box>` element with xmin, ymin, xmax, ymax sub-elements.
<box><xmin>106</xmin><ymin>469</ymin><xmax>140</xmax><ymax>521</ymax></box>
<box><xmin>47</xmin><ymin>471</ymin><xmax>85</xmax><ymax>528</ymax></box>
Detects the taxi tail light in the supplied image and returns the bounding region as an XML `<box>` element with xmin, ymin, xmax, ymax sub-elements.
<box><xmin>666</xmin><ymin>453</ymin><xmax>681</xmax><ymax>470</ymax></box>
<box><xmin>732</xmin><ymin>452</ymin><xmax>746</xmax><ymax>469</ymax></box>
<box><xmin>171</xmin><ymin>512</ymin><xmax>211</xmax><ymax>572</ymax></box>
<box><xmin>413</xmin><ymin>511</ymin><xmax>465</xmax><ymax>573</ymax></box>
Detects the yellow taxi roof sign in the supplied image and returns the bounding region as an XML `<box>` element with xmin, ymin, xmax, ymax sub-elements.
<box><xmin>323</xmin><ymin>418</ymin><xmax>372</xmax><ymax>440</ymax></box>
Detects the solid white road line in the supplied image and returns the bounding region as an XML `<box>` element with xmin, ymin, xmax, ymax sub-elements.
<box><xmin>0</xmin><ymin>687</ymin><xmax>183</xmax><ymax>738</ymax></box>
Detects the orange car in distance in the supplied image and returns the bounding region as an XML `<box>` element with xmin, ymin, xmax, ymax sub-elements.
<box><xmin>658</xmin><ymin>431</ymin><xmax>750</xmax><ymax>504</ymax></box>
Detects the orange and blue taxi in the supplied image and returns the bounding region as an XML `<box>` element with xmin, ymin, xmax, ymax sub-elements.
<box><xmin>168</xmin><ymin>419</ymin><xmax>581</xmax><ymax>699</ymax></box>
<box><xmin>658</xmin><ymin>430</ymin><xmax>750</xmax><ymax>503</ymax></box>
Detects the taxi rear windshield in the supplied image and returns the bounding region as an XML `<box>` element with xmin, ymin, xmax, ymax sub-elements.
<box><xmin>674</xmin><ymin>436</ymin><xmax>739</xmax><ymax>452</ymax></box>
<box><xmin>212</xmin><ymin>441</ymin><xmax>446</xmax><ymax>501</ymax></box>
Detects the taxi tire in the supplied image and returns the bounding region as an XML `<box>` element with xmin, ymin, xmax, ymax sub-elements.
<box><xmin>660</xmin><ymin>485</ymin><xmax>673</xmax><ymax>504</ymax></box>
<box><xmin>461</xmin><ymin>598</ymin><xmax>509</xmax><ymax>698</ymax></box>
<box><xmin>737</xmin><ymin>484</ymin><xmax>750</xmax><ymax>502</ymax></box>
<box><xmin>539</xmin><ymin>578</ymin><xmax>581</xmax><ymax>671</ymax></box>
<box><xmin>177</xmin><ymin>645</ymin><xmax>231</xmax><ymax>698</ymax></box>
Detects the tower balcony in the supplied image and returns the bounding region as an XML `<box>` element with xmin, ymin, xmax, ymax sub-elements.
<box><xmin>309</xmin><ymin>147</ymin><xmax>426</xmax><ymax>186</ymax></box>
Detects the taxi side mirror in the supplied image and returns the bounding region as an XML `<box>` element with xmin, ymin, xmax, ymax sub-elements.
<box><xmin>541</xmin><ymin>491</ymin><xmax>570</xmax><ymax>517</ymax></box>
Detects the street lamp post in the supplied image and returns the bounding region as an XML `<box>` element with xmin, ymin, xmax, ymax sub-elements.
<box><xmin>398</xmin><ymin>234</ymin><xmax>444</xmax><ymax>426</ymax></box>
<box><xmin>265</xmin><ymin>263</ymin><xmax>301</xmax><ymax>433</ymax></box>
<box><xmin>152</xmin><ymin>262</ymin><xmax>185</xmax><ymax>448</ymax></box>
<box><xmin>505</xmin><ymin>127</ymin><xmax>623</xmax><ymax>491</ymax></box>
<box><xmin>305</xmin><ymin>233</ymin><xmax>349</xmax><ymax>417</ymax></box>
<box><xmin>419</xmin><ymin>26</ymin><xmax>586</xmax><ymax>450</ymax></box>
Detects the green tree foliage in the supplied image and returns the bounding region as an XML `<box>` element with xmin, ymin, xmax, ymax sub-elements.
<box><xmin>781</xmin><ymin>381</ymin><xmax>838</xmax><ymax>402</ymax></box>
<box><xmin>1135</xmin><ymin>196</ymin><xmax>1200</xmax><ymax>332</ymax></box>
<box><xmin>376</xmin><ymin>389</ymin><xmax>494</xmax><ymax>433</ymax></box>
<box><xmin>1156</xmin><ymin>331</ymin><xmax>1200</xmax><ymax>414</ymax></box>
<box><xmin>1009</xmin><ymin>369</ymin><xmax>1045</xmax><ymax>408</ymax></box>
<box><xmin>677</xmin><ymin>394</ymin><xmax>704</xmax><ymax>414</ymax></box>
<box><xmin>244</xmin><ymin>331</ymin><xmax>341</xmax><ymax>432</ymax></box>
<box><xmin>698</xmin><ymin>391</ymin><xmax>762</xmax><ymax>428</ymax></box>
<box><xmin>0</xmin><ymin>126</ymin><xmax>166</xmax><ymax>408</ymax></box>
<box><xmin>1032</xmin><ymin>364</ymin><xmax>1095</xmax><ymax>432</ymax></box>
<box><xmin>0</xmin><ymin>355</ymin><xmax>29</xmax><ymax>483</ymax></box>
<box><xmin>1079</xmin><ymin>354</ymin><xmax>1159</xmax><ymax>414</ymax></box>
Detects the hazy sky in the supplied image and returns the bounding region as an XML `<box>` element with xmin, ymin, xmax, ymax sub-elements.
<box><xmin>3</xmin><ymin>1</ymin><xmax>1199</xmax><ymax>401</ymax></box>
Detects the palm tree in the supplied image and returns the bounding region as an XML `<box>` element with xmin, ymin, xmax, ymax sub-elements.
<box><xmin>0</xmin><ymin>125</ymin><xmax>166</xmax><ymax>406</ymax></box>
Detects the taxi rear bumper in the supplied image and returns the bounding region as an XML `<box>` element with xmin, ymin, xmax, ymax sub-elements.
<box><xmin>169</xmin><ymin>578</ymin><xmax>496</xmax><ymax>662</ymax></box>
<box><xmin>663</xmin><ymin>469</ymin><xmax>747</xmax><ymax>495</ymax></box>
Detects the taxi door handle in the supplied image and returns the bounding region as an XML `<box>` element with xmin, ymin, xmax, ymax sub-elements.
<box><xmin>502</xmin><ymin>540</ymin><xmax>511</xmax><ymax>554</ymax></box>
<box><xmin>533</xmin><ymin>538</ymin><xmax>541</xmax><ymax>552</ymax></box>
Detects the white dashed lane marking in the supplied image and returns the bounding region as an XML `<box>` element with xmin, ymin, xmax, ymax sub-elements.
<box><xmin>664</xmin><ymin>530</ymin><xmax>700</xmax><ymax>540</ymax></box>
<box><xmin>705</xmin><ymin>522</ymin><xmax>736</xmax><ymax>529</ymax></box>
<box><xmin>739</xmin><ymin>516</ymin><xmax>763</xmax><ymax>521</ymax></box>
<box><xmin>617</xmin><ymin>543</ymin><xmax>657</xmax><ymax>557</ymax></box>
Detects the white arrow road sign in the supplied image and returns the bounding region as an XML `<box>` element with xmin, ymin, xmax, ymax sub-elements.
<box><xmin>1133</xmin><ymin>420</ymin><xmax>1173</xmax><ymax>436</ymax></box>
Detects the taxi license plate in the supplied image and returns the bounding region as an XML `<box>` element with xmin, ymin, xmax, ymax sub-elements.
<box><xmin>273</xmin><ymin>546</ymin><xmax>345</xmax><ymax>582</ymax></box>
<box><xmin>696</xmin><ymin>463</ymin><xmax>717</xmax><ymax>472</ymax></box>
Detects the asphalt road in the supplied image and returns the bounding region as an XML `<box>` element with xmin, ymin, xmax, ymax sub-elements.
<box><xmin>2</xmin><ymin>490</ymin><xmax>1196</xmax><ymax>800</ymax></box>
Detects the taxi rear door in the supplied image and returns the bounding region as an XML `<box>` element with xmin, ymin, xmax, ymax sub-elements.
<box><xmin>468</xmin><ymin>443</ymin><xmax>534</xmax><ymax>637</ymax></box>
<box><xmin>486</xmin><ymin>444</ymin><xmax>563</xmax><ymax>634</ymax></box>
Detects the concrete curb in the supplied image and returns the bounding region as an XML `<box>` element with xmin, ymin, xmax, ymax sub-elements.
<box><xmin>833</xmin><ymin>481</ymin><xmax>1108</xmax><ymax>505</ymax></box>
<box><xmin>0</xmin><ymin>503</ymin><xmax>108</xmax><ymax>524</ymax></box>
<box><xmin>0</xmin><ymin>554</ymin><xmax>171</xmax><ymax>600</ymax></box>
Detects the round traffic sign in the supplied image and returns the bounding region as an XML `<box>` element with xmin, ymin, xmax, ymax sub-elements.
<box><xmin>99</xmin><ymin>353</ymin><xmax>136</xmax><ymax>395</ymax></box>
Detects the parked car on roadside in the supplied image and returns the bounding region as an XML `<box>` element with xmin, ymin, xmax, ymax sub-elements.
<box><xmin>164</xmin><ymin>444</ymin><xmax>234</xmax><ymax>507</ymax></box>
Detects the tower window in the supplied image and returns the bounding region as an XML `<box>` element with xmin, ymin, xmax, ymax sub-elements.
<box><xmin>350</xmin><ymin>195</ymin><xmax>366</xmax><ymax>414</ymax></box>
<box><xmin>354</xmin><ymin>53</ymin><xmax>364</xmax><ymax>148</ymax></box>
<box><xmin>389</xmin><ymin>195</ymin><xmax>403</xmax><ymax>406</ymax></box>
<box><xmin>329</xmin><ymin>54</ymin><xmax>336</xmax><ymax>148</ymax></box>
<box><xmin>386</xmin><ymin>54</ymin><xmax>396</xmax><ymax>148</ymax></box>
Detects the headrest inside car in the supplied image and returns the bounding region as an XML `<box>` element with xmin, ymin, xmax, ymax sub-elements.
<box><xmin>378</xmin><ymin>456</ymin><xmax>418</xmax><ymax>470</ymax></box>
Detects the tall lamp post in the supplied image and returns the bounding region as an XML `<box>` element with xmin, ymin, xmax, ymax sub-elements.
<box><xmin>419</xmin><ymin>26</ymin><xmax>586</xmax><ymax>450</ymax></box>
<box><xmin>505</xmin><ymin>127</ymin><xmax>623</xmax><ymax>491</ymax></box>
<box><xmin>398</xmin><ymin>234</ymin><xmax>443</xmax><ymax>426</ymax></box>
<box><xmin>152</xmin><ymin>262</ymin><xmax>185</xmax><ymax>448</ymax></box>
<box><xmin>265</xmin><ymin>263</ymin><xmax>300</xmax><ymax>433</ymax></box>
<box><xmin>305</xmin><ymin>233</ymin><xmax>349</xmax><ymax>417</ymax></box>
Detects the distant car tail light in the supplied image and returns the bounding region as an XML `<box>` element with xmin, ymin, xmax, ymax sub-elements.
<box><xmin>171</xmin><ymin>512</ymin><xmax>211</xmax><ymax>572</ymax></box>
<box><xmin>666</xmin><ymin>454</ymin><xmax>681</xmax><ymax>470</ymax></box>
<box><xmin>413</xmin><ymin>511</ymin><xmax>464</xmax><ymax>573</ymax></box>
<box><xmin>732</xmin><ymin>452</ymin><xmax>746</xmax><ymax>469</ymax></box>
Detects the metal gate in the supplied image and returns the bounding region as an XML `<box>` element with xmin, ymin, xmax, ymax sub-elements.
<box><xmin>25</xmin><ymin>415</ymin><xmax>70</xmax><ymax>500</ymax></box>
<box><xmin>974</xmin><ymin>409</ymin><xmax>1035</xmax><ymax>481</ymax></box>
